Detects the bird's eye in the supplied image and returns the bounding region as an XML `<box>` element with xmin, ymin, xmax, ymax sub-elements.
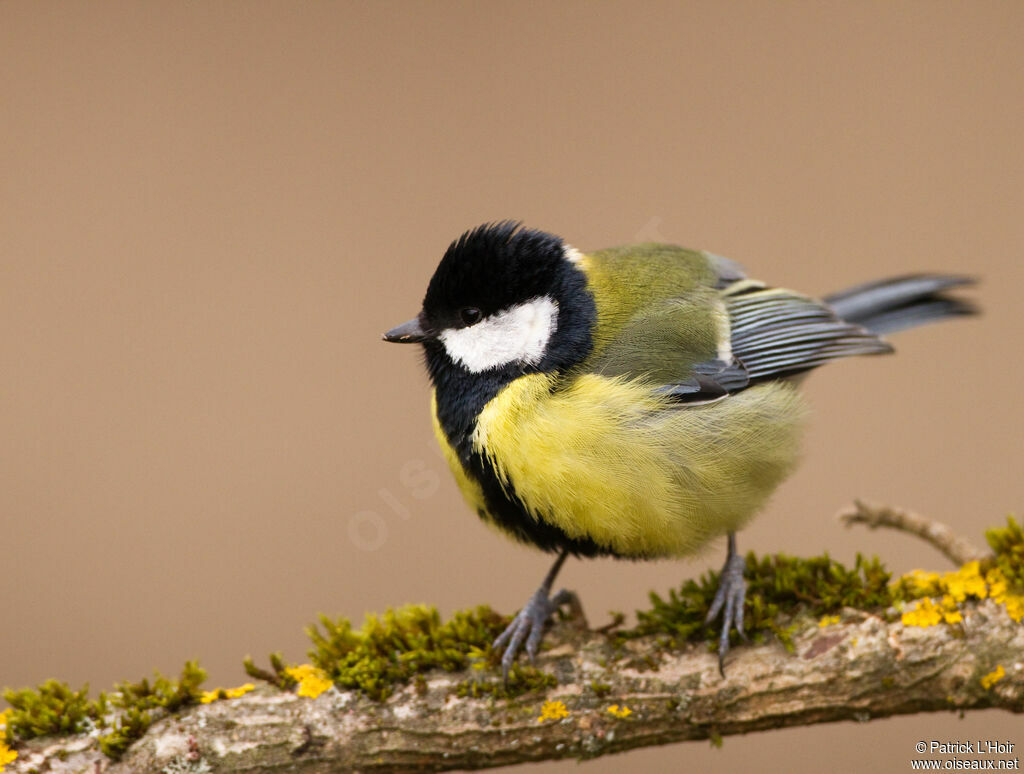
<box><xmin>459</xmin><ymin>307</ymin><xmax>482</xmax><ymax>326</ymax></box>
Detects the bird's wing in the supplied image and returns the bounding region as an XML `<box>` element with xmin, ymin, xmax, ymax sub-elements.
<box><xmin>585</xmin><ymin>285</ymin><xmax>743</xmax><ymax>400</ymax></box>
<box><xmin>721</xmin><ymin>279</ymin><xmax>892</xmax><ymax>381</ymax></box>
<box><xmin>579</xmin><ymin>246</ymin><xmax>891</xmax><ymax>400</ymax></box>
<box><xmin>653</xmin><ymin>357</ymin><xmax>750</xmax><ymax>403</ymax></box>
<box><xmin>587</xmin><ymin>277</ymin><xmax>891</xmax><ymax>402</ymax></box>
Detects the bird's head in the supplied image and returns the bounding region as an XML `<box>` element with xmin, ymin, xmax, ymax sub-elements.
<box><xmin>384</xmin><ymin>222</ymin><xmax>595</xmax><ymax>384</ymax></box>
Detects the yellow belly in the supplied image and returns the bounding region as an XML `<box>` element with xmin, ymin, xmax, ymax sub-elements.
<box><xmin>467</xmin><ymin>372</ymin><xmax>807</xmax><ymax>558</ymax></box>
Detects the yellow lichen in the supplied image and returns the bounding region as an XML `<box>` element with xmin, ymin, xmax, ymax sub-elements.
<box><xmin>986</xmin><ymin>567</ymin><xmax>1009</xmax><ymax>600</ymax></box>
<box><xmin>942</xmin><ymin>608</ymin><xmax>963</xmax><ymax>625</ymax></box>
<box><xmin>896</xmin><ymin>559</ymin><xmax>1024</xmax><ymax>627</ymax></box>
<box><xmin>938</xmin><ymin>595</ymin><xmax>963</xmax><ymax>624</ymax></box>
<box><xmin>902</xmin><ymin>597</ymin><xmax>943</xmax><ymax>627</ymax></box>
<box><xmin>980</xmin><ymin>665</ymin><xmax>1006</xmax><ymax>690</ymax></box>
<box><xmin>606</xmin><ymin>704</ymin><xmax>633</xmax><ymax>718</ymax></box>
<box><xmin>537</xmin><ymin>699</ymin><xmax>569</xmax><ymax>723</ymax></box>
<box><xmin>0</xmin><ymin>741</ymin><xmax>16</xmax><ymax>772</ymax></box>
<box><xmin>943</xmin><ymin>561</ymin><xmax>987</xmax><ymax>602</ymax></box>
<box><xmin>818</xmin><ymin>615</ymin><xmax>840</xmax><ymax>628</ymax></box>
<box><xmin>199</xmin><ymin>682</ymin><xmax>256</xmax><ymax>704</ymax></box>
<box><xmin>1002</xmin><ymin>595</ymin><xmax>1024</xmax><ymax>622</ymax></box>
<box><xmin>285</xmin><ymin>665</ymin><xmax>332</xmax><ymax>699</ymax></box>
<box><xmin>983</xmin><ymin>567</ymin><xmax>1024</xmax><ymax>622</ymax></box>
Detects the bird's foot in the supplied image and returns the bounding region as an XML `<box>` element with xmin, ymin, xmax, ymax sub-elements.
<box><xmin>705</xmin><ymin>546</ymin><xmax>748</xmax><ymax>676</ymax></box>
<box><xmin>493</xmin><ymin>586</ymin><xmax>576</xmax><ymax>682</ymax></box>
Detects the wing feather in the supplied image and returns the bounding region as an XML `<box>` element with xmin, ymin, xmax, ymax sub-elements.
<box><xmin>723</xmin><ymin>285</ymin><xmax>890</xmax><ymax>380</ymax></box>
<box><xmin>580</xmin><ymin>249</ymin><xmax>893</xmax><ymax>401</ymax></box>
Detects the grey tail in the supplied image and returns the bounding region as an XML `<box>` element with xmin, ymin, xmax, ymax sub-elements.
<box><xmin>824</xmin><ymin>274</ymin><xmax>978</xmax><ymax>336</ymax></box>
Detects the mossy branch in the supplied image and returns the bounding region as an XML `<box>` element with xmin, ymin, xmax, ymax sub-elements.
<box><xmin>5</xmin><ymin>511</ymin><xmax>1024</xmax><ymax>774</ymax></box>
<box><xmin>8</xmin><ymin>604</ymin><xmax>1024</xmax><ymax>774</ymax></box>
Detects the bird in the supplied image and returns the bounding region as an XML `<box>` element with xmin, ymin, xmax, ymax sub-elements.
<box><xmin>383</xmin><ymin>221</ymin><xmax>976</xmax><ymax>679</ymax></box>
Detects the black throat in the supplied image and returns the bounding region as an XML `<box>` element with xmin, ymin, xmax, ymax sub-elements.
<box><xmin>424</xmin><ymin>259</ymin><xmax>612</xmax><ymax>557</ymax></box>
<box><xmin>425</xmin><ymin>257</ymin><xmax>595</xmax><ymax>454</ymax></box>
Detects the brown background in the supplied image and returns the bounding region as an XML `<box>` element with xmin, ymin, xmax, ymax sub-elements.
<box><xmin>2</xmin><ymin>2</ymin><xmax>1022</xmax><ymax>772</ymax></box>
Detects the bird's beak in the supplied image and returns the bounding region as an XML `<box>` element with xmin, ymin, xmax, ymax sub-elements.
<box><xmin>383</xmin><ymin>316</ymin><xmax>429</xmax><ymax>343</ymax></box>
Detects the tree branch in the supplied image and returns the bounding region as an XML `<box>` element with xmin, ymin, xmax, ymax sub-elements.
<box><xmin>9</xmin><ymin>600</ymin><xmax>1024</xmax><ymax>773</ymax></box>
<box><xmin>838</xmin><ymin>499</ymin><xmax>989</xmax><ymax>566</ymax></box>
<box><xmin>8</xmin><ymin>508</ymin><xmax>1022</xmax><ymax>773</ymax></box>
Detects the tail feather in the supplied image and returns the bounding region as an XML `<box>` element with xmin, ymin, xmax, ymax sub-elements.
<box><xmin>824</xmin><ymin>274</ymin><xmax>977</xmax><ymax>336</ymax></box>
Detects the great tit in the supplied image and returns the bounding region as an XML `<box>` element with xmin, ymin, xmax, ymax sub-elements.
<box><xmin>384</xmin><ymin>221</ymin><xmax>975</xmax><ymax>677</ymax></box>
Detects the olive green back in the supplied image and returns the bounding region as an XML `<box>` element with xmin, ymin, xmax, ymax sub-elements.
<box><xmin>578</xmin><ymin>244</ymin><xmax>725</xmax><ymax>384</ymax></box>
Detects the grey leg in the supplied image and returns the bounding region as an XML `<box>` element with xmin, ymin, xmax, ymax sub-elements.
<box><xmin>493</xmin><ymin>550</ymin><xmax>572</xmax><ymax>682</ymax></box>
<box><xmin>705</xmin><ymin>532</ymin><xmax>748</xmax><ymax>676</ymax></box>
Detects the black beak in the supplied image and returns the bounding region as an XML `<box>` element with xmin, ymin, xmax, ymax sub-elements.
<box><xmin>383</xmin><ymin>316</ymin><xmax>429</xmax><ymax>343</ymax></box>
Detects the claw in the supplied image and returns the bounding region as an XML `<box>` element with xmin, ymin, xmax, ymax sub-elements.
<box><xmin>494</xmin><ymin>586</ymin><xmax>572</xmax><ymax>682</ymax></box>
<box><xmin>705</xmin><ymin>532</ymin><xmax>748</xmax><ymax>676</ymax></box>
<box><xmin>494</xmin><ymin>551</ymin><xmax>573</xmax><ymax>683</ymax></box>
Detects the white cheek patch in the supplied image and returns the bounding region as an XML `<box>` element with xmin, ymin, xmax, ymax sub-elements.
<box><xmin>439</xmin><ymin>296</ymin><xmax>560</xmax><ymax>373</ymax></box>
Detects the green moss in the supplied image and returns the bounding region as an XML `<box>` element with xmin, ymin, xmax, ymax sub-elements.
<box><xmin>597</xmin><ymin>611</ymin><xmax>626</xmax><ymax>633</ymax></box>
<box><xmin>8</xmin><ymin>524</ymin><xmax>1017</xmax><ymax>756</ymax></box>
<box><xmin>97</xmin><ymin>707</ymin><xmax>150</xmax><ymax>760</ymax></box>
<box><xmin>304</xmin><ymin>604</ymin><xmax>511</xmax><ymax>701</ymax></box>
<box><xmin>3</xmin><ymin>662</ymin><xmax>205</xmax><ymax>761</ymax></box>
<box><xmin>244</xmin><ymin>604</ymin><xmax>557</xmax><ymax>701</ymax></box>
<box><xmin>97</xmin><ymin>661</ymin><xmax>207</xmax><ymax>760</ymax></box>
<box><xmin>622</xmin><ymin>552</ymin><xmax>894</xmax><ymax>653</ymax></box>
<box><xmin>109</xmin><ymin>660</ymin><xmax>207</xmax><ymax>715</ymax></box>
<box><xmin>590</xmin><ymin>681</ymin><xmax>612</xmax><ymax>698</ymax></box>
<box><xmin>986</xmin><ymin>515</ymin><xmax>1024</xmax><ymax>589</ymax></box>
<box><xmin>2</xmin><ymin>680</ymin><xmax>104</xmax><ymax>740</ymax></box>
<box><xmin>456</xmin><ymin>664</ymin><xmax>558</xmax><ymax>699</ymax></box>
<box><xmin>243</xmin><ymin>652</ymin><xmax>296</xmax><ymax>690</ymax></box>
<box><xmin>755</xmin><ymin>553</ymin><xmax>892</xmax><ymax>610</ymax></box>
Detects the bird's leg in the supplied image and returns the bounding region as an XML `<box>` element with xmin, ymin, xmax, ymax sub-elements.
<box><xmin>493</xmin><ymin>549</ymin><xmax>574</xmax><ymax>682</ymax></box>
<box><xmin>705</xmin><ymin>532</ymin><xmax>748</xmax><ymax>676</ymax></box>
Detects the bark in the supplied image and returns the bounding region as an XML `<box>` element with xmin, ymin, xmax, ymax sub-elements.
<box><xmin>838</xmin><ymin>500</ymin><xmax>989</xmax><ymax>566</ymax></box>
<box><xmin>9</xmin><ymin>599</ymin><xmax>1024</xmax><ymax>773</ymax></box>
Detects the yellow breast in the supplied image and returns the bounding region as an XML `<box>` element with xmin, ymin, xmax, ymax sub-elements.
<box><xmin>430</xmin><ymin>392</ymin><xmax>489</xmax><ymax>519</ymax></box>
<box><xmin>469</xmin><ymin>372</ymin><xmax>807</xmax><ymax>558</ymax></box>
